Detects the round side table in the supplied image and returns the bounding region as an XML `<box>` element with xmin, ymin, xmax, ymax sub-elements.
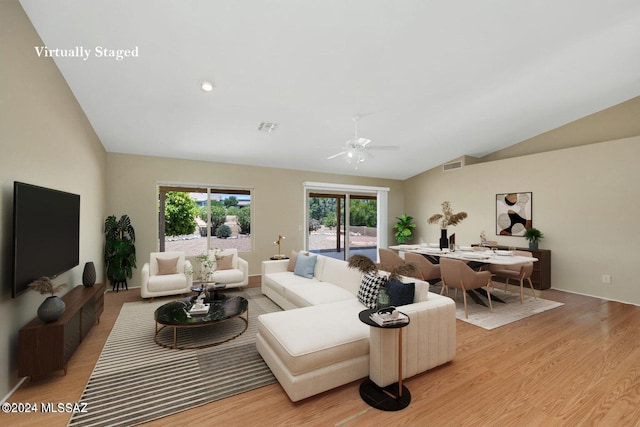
<box><xmin>358</xmin><ymin>308</ymin><xmax>411</xmax><ymax>411</ymax></box>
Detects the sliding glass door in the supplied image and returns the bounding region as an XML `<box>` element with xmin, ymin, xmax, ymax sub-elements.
<box><xmin>307</xmin><ymin>192</ymin><xmax>378</xmax><ymax>261</ymax></box>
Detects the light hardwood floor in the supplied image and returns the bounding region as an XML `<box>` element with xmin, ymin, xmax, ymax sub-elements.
<box><xmin>4</xmin><ymin>286</ymin><xmax>640</xmax><ymax>426</ymax></box>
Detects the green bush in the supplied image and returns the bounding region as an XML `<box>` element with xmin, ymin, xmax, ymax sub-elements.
<box><xmin>226</xmin><ymin>206</ymin><xmax>240</xmax><ymax>217</ymax></box>
<box><xmin>199</xmin><ymin>204</ymin><xmax>227</xmax><ymax>231</ymax></box>
<box><xmin>216</xmin><ymin>224</ymin><xmax>232</xmax><ymax>239</ymax></box>
<box><xmin>164</xmin><ymin>192</ymin><xmax>198</xmax><ymax>236</ymax></box>
<box><xmin>238</xmin><ymin>207</ymin><xmax>251</xmax><ymax>234</ymax></box>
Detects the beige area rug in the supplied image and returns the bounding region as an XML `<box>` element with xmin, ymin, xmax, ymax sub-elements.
<box><xmin>431</xmin><ymin>283</ymin><xmax>564</xmax><ymax>330</ymax></box>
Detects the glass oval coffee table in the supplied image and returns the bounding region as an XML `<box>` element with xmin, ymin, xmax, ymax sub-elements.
<box><xmin>154</xmin><ymin>295</ymin><xmax>248</xmax><ymax>350</ymax></box>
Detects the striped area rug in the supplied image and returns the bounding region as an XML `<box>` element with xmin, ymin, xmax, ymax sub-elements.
<box><xmin>68</xmin><ymin>288</ymin><xmax>281</xmax><ymax>427</ymax></box>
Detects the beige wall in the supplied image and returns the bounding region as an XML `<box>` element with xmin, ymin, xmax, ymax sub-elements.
<box><xmin>106</xmin><ymin>153</ymin><xmax>405</xmax><ymax>283</ymax></box>
<box><xmin>0</xmin><ymin>1</ymin><xmax>107</xmax><ymax>399</ymax></box>
<box><xmin>404</xmin><ymin>136</ymin><xmax>640</xmax><ymax>305</ymax></box>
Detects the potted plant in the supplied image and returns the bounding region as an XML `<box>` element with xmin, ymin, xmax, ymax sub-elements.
<box><xmin>427</xmin><ymin>201</ymin><xmax>468</xmax><ymax>249</ymax></box>
<box><xmin>29</xmin><ymin>277</ymin><xmax>66</xmax><ymax>322</ymax></box>
<box><xmin>393</xmin><ymin>214</ymin><xmax>416</xmax><ymax>244</ymax></box>
<box><xmin>104</xmin><ymin>214</ymin><xmax>136</xmax><ymax>289</ymax></box>
<box><xmin>524</xmin><ymin>227</ymin><xmax>544</xmax><ymax>250</ymax></box>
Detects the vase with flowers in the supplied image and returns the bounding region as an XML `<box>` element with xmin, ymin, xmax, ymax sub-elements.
<box><xmin>427</xmin><ymin>201</ymin><xmax>468</xmax><ymax>249</ymax></box>
<box><xmin>28</xmin><ymin>277</ymin><xmax>66</xmax><ymax>322</ymax></box>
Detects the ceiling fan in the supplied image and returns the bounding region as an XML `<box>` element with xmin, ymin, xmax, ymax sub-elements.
<box><xmin>326</xmin><ymin>116</ymin><xmax>399</xmax><ymax>168</ymax></box>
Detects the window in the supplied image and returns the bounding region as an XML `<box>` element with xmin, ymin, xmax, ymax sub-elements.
<box><xmin>158</xmin><ymin>184</ymin><xmax>252</xmax><ymax>256</ymax></box>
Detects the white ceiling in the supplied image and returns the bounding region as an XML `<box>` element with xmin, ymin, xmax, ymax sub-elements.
<box><xmin>20</xmin><ymin>0</ymin><xmax>640</xmax><ymax>180</ymax></box>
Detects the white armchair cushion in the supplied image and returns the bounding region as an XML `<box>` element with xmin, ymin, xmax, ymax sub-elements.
<box><xmin>141</xmin><ymin>251</ymin><xmax>192</xmax><ymax>298</ymax></box>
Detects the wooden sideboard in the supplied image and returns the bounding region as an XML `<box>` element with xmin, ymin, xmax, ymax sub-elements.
<box><xmin>18</xmin><ymin>282</ymin><xmax>106</xmax><ymax>378</ymax></box>
<box><xmin>476</xmin><ymin>245</ymin><xmax>551</xmax><ymax>290</ymax></box>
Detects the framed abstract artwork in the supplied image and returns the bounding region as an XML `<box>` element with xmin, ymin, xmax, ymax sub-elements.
<box><xmin>496</xmin><ymin>192</ymin><xmax>532</xmax><ymax>236</ymax></box>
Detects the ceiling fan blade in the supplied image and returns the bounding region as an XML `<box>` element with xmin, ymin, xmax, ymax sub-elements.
<box><xmin>368</xmin><ymin>145</ymin><xmax>400</xmax><ymax>151</ymax></box>
<box><xmin>326</xmin><ymin>150</ymin><xmax>348</xmax><ymax>160</ymax></box>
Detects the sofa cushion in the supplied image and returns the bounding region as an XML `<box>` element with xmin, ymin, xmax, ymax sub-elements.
<box><xmin>284</xmin><ymin>282</ymin><xmax>355</xmax><ymax>307</ymax></box>
<box><xmin>157</xmin><ymin>257</ymin><xmax>179</xmax><ymax>275</ymax></box>
<box><xmin>357</xmin><ymin>273</ymin><xmax>387</xmax><ymax>309</ymax></box>
<box><xmin>318</xmin><ymin>256</ymin><xmax>363</xmax><ymax>295</ymax></box>
<box><xmin>294</xmin><ymin>253</ymin><xmax>317</xmax><ymax>279</ymax></box>
<box><xmin>387</xmin><ymin>277</ymin><xmax>415</xmax><ymax>306</ymax></box>
<box><xmin>257</xmin><ymin>299</ymin><xmax>369</xmax><ymax>376</ymax></box>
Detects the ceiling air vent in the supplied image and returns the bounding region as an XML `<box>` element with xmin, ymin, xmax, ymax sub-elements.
<box><xmin>443</xmin><ymin>160</ymin><xmax>463</xmax><ymax>172</ymax></box>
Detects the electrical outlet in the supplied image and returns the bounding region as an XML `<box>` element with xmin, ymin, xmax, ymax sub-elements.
<box><xmin>602</xmin><ymin>274</ymin><xmax>611</xmax><ymax>284</ymax></box>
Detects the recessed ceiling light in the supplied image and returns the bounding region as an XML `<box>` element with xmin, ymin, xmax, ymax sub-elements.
<box><xmin>257</xmin><ymin>122</ymin><xmax>278</xmax><ymax>133</ymax></box>
<box><xmin>200</xmin><ymin>81</ymin><xmax>214</xmax><ymax>92</ymax></box>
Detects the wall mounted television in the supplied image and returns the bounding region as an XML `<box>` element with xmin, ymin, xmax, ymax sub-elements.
<box><xmin>12</xmin><ymin>182</ymin><xmax>80</xmax><ymax>298</ymax></box>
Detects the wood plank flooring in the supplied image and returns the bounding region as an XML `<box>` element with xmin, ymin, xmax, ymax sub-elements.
<box><xmin>4</xmin><ymin>287</ymin><xmax>640</xmax><ymax>426</ymax></box>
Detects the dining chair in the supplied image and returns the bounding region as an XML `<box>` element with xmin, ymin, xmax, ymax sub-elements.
<box><xmin>440</xmin><ymin>257</ymin><xmax>493</xmax><ymax>319</ymax></box>
<box><xmin>378</xmin><ymin>248</ymin><xmax>405</xmax><ymax>272</ymax></box>
<box><xmin>488</xmin><ymin>250</ymin><xmax>535</xmax><ymax>304</ymax></box>
<box><xmin>404</xmin><ymin>252</ymin><xmax>441</xmax><ymax>284</ymax></box>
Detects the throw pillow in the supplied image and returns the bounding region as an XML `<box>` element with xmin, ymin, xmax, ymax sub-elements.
<box><xmin>287</xmin><ymin>250</ymin><xmax>298</xmax><ymax>272</ymax></box>
<box><xmin>293</xmin><ymin>253</ymin><xmax>317</xmax><ymax>279</ymax></box>
<box><xmin>387</xmin><ymin>277</ymin><xmax>415</xmax><ymax>307</ymax></box>
<box><xmin>287</xmin><ymin>250</ymin><xmax>308</xmax><ymax>272</ymax></box>
<box><xmin>216</xmin><ymin>255</ymin><xmax>233</xmax><ymax>270</ymax></box>
<box><xmin>358</xmin><ymin>272</ymin><xmax>387</xmax><ymax>309</ymax></box>
<box><xmin>157</xmin><ymin>257</ymin><xmax>179</xmax><ymax>275</ymax></box>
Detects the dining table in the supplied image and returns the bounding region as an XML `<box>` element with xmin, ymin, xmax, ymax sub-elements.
<box><xmin>389</xmin><ymin>244</ymin><xmax>539</xmax><ymax>306</ymax></box>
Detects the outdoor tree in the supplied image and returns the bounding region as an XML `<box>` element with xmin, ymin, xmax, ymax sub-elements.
<box><xmin>164</xmin><ymin>192</ymin><xmax>199</xmax><ymax>236</ymax></box>
<box><xmin>349</xmin><ymin>199</ymin><xmax>377</xmax><ymax>227</ymax></box>
<box><xmin>223</xmin><ymin>196</ymin><xmax>238</xmax><ymax>208</ymax></box>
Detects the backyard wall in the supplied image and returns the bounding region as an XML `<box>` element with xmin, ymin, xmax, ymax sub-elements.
<box><xmin>0</xmin><ymin>0</ymin><xmax>107</xmax><ymax>400</ymax></box>
<box><xmin>404</xmin><ymin>136</ymin><xmax>640</xmax><ymax>305</ymax></box>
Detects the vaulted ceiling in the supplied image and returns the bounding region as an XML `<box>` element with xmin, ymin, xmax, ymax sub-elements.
<box><xmin>20</xmin><ymin>0</ymin><xmax>640</xmax><ymax>179</ymax></box>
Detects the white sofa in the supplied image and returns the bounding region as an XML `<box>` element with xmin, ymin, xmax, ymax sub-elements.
<box><xmin>258</xmin><ymin>252</ymin><xmax>456</xmax><ymax>402</ymax></box>
<box><xmin>205</xmin><ymin>248</ymin><xmax>249</xmax><ymax>288</ymax></box>
<box><xmin>141</xmin><ymin>251</ymin><xmax>193</xmax><ymax>299</ymax></box>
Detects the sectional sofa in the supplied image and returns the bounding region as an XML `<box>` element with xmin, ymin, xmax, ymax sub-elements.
<box><xmin>257</xmin><ymin>252</ymin><xmax>456</xmax><ymax>402</ymax></box>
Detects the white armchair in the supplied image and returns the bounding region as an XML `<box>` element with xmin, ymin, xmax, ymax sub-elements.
<box><xmin>206</xmin><ymin>248</ymin><xmax>248</xmax><ymax>288</ymax></box>
<box><xmin>141</xmin><ymin>251</ymin><xmax>193</xmax><ymax>299</ymax></box>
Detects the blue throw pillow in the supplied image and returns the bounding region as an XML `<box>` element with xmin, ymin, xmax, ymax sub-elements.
<box><xmin>293</xmin><ymin>253</ymin><xmax>317</xmax><ymax>279</ymax></box>
<box><xmin>387</xmin><ymin>278</ymin><xmax>415</xmax><ymax>307</ymax></box>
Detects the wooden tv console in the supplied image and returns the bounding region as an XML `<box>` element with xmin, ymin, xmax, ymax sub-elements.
<box><xmin>18</xmin><ymin>282</ymin><xmax>106</xmax><ymax>378</ymax></box>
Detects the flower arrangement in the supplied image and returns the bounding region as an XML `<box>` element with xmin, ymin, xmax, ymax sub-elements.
<box><xmin>28</xmin><ymin>277</ymin><xmax>65</xmax><ymax>296</ymax></box>
<box><xmin>427</xmin><ymin>201</ymin><xmax>468</xmax><ymax>229</ymax></box>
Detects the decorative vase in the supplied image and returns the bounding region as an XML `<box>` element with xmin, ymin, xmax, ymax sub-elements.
<box><xmin>528</xmin><ymin>241</ymin><xmax>539</xmax><ymax>250</ymax></box>
<box><xmin>376</xmin><ymin>286</ymin><xmax>390</xmax><ymax>309</ymax></box>
<box><xmin>82</xmin><ymin>262</ymin><xmax>96</xmax><ymax>287</ymax></box>
<box><xmin>37</xmin><ymin>296</ymin><xmax>66</xmax><ymax>323</ymax></box>
<box><xmin>439</xmin><ymin>229</ymin><xmax>449</xmax><ymax>250</ymax></box>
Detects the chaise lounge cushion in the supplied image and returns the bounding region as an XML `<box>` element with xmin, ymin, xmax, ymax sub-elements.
<box><xmin>257</xmin><ymin>299</ymin><xmax>370</xmax><ymax>376</ymax></box>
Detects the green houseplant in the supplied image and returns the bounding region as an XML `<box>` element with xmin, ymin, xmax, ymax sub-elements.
<box><xmin>393</xmin><ymin>214</ymin><xmax>416</xmax><ymax>244</ymax></box>
<box><xmin>524</xmin><ymin>227</ymin><xmax>544</xmax><ymax>250</ymax></box>
<box><xmin>104</xmin><ymin>214</ymin><xmax>137</xmax><ymax>288</ymax></box>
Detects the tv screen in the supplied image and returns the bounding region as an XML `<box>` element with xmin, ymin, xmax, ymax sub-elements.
<box><xmin>13</xmin><ymin>182</ymin><xmax>80</xmax><ymax>298</ymax></box>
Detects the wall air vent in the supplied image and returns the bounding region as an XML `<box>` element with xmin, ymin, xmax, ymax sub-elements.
<box><xmin>442</xmin><ymin>155</ymin><xmax>478</xmax><ymax>172</ymax></box>
<box><xmin>443</xmin><ymin>160</ymin><xmax>463</xmax><ymax>171</ymax></box>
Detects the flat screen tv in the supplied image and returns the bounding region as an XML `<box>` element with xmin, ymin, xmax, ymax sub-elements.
<box><xmin>13</xmin><ymin>182</ymin><xmax>80</xmax><ymax>298</ymax></box>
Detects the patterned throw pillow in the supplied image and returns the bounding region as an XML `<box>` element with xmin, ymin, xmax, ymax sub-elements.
<box><xmin>358</xmin><ymin>272</ymin><xmax>387</xmax><ymax>309</ymax></box>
